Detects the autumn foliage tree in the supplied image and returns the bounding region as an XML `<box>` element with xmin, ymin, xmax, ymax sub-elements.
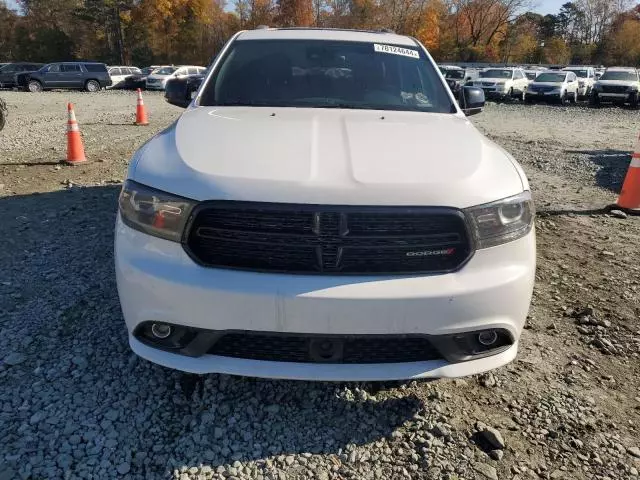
<box><xmin>0</xmin><ymin>0</ymin><xmax>639</xmax><ymax>66</ymax></box>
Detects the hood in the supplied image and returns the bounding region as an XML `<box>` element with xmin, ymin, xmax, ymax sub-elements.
<box><xmin>130</xmin><ymin>107</ymin><xmax>525</xmax><ymax>208</ymax></box>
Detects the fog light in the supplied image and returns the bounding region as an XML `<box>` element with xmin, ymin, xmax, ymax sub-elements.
<box><xmin>151</xmin><ymin>323</ymin><xmax>172</xmax><ymax>339</ymax></box>
<box><xmin>477</xmin><ymin>330</ymin><xmax>498</xmax><ymax>346</ymax></box>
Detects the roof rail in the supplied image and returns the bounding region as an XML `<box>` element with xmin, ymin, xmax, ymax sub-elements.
<box><xmin>255</xmin><ymin>25</ymin><xmax>270</xmax><ymax>30</ymax></box>
<box><xmin>378</xmin><ymin>28</ymin><xmax>395</xmax><ymax>34</ymax></box>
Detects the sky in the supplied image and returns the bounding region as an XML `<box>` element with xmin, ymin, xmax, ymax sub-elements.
<box><xmin>4</xmin><ymin>0</ymin><xmax>567</xmax><ymax>16</ymax></box>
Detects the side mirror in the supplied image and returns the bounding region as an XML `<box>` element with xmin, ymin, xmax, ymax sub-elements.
<box><xmin>164</xmin><ymin>77</ymin><xmax>191</xmax><ymax>108</ymax></box>
<box><xmin>459</xmin><ymin>86</ymin><xmax>485</xmax><ymax>116</ymax></box>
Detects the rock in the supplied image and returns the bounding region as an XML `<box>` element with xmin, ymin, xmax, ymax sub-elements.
<box><xmin>285</xmin><ymin>456</ymin><xmax>295</xmax><ymax>466</ymax></box>
<box><xmin>479</xmin><ymin>373</ymin><xmax>497</xmax><ymax>388</ymax></box>
<box><xmin>550</xmin><ymin>470</ymin><xmax>565</xmax><ymax>479</ymax></box>
<box><xmin>104</xmin><ymin>409</ymin><xmax>119</xmax><ymax>422</ymax></box>
<box><xmin>57</xmin><ymin>454</ymin><xmax>73</xmax><ymax>469</ymax></box>
<box><xmin>609</xmin><ymin>209</ymin><xmax>627</xmax><ymax>219</ymax></box>
<box><xmin>474</xmin><ymin>462</ymin><xmax>498</xmax><ymax>480</ymax></box>
<box><xmin>489</xmin><ymin>449</ymin><xmax>504</xmax><ymax>461</ymax></box>
<box><xmin>29</xmin><ymin>411</ymin><xmax>44</xmax><ymax>425</ymax></box>
<box><xmin>628</xmin><ymin>446</ymin><xmax>640</xmax><ymax>458</ymax></box>
<box><xmin>71</xmin><ymin>356</ymin><xmax>88</xmax><ymax>369</ymax></box>
<box><xmin>0</xmin><ymin>466</ymin><xmax>17</xmax><ymax>480</ymax></box>
<box><xmin>4</xmin><ymin>353</ymin><xmax>26</xmax><ymax>366</ymax></box>
<box><xmin>600</xmin><ymin>251</ymin><xmax>615</xmax><ymax>257</ymax></box>
<box><xmin>265</xmin><ymin>405</ymin><xmax>280</xmax><ymax>414</ymax></box>
<box><xmin>432</xmin><ymin>424</ymin><xmax>451</xmax><ymax>437</ymax></box>
<box><xmin>116</xmin><ymin>463</ymin><xmax>130</xmax><ymax>475</ymax></box>
<box><xmin>476</xmin><ymin>424</ymin><xmax>505</xmax><ymax>450</ymax></box>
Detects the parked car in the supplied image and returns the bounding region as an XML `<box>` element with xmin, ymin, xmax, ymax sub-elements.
<box><xmin>16</xmin><ymin>62</ymin><xmax>111</xmax><ymax>92</ymax></box>
<box><xmin>471</xmin><ymin>67</ymin><xmax>529</xmax><ymax>101</ymax></box>
<box><xmin>439</xmin><ymin>65</ymin><xmax>469</xmax><ymax>96</ymax></box>
<box><xmin>561</xmin><ymin>66</ymin><xmax>596</xmax><ymax>99</ymax></box>
<box><xmin>523</xmin><ymin>70</ymin><xmax>542</xmax><ymax>81</ymax></box>
<box><xmin>107</xmin><ymin>66</ymin><xmax>142</xmax><ymax>89</ymax></box>
<box><xmin>119</xmin><ymin>66</ymin><xmax>156</xmax><ymax>90</ymax></box>
<box><xmin>591</xmin><ymin>67</ymin><xmax>640</xmax><ymax>107</ymax></box>
<box><xmin>116</xmin><ymin>27</ymin><xmax>535</xmax><ymax>381</ymax></box>
<box><xmin>146</xmin><ymin>65</ymin><xmax>206</xmax><ymax>90</ymax></box>
<box><xmin>163</xmin><ymin>71</ymin><xmax>207</xmax><ymax>106</ymax></box>
<box><xmin>0</xmin><ymin>62</ymin><xmax>44</xmax><ymax>88</ymax></box>
<box><xmin>525</xmin><ymin>71</ymin><xmax>579</xmax><ymax>104</ymax></box>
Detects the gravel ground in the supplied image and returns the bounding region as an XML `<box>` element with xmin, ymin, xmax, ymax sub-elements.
<box><xmin>0</xmin><ymin>91</ymin><xmax>639</xmax><ymax>480</ymax></box>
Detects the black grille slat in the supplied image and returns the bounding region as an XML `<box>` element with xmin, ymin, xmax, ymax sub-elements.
<box><xmin>185</xmin><ymin>202</ymin><xmax>472</xmax><ymax>274</ymax></box>
<box><xmin>209</xmin><ymin>332</ymin><xmax>442</xmax><ymax>363</ymax></box>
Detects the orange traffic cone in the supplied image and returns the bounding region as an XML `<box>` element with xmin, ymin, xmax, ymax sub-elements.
<box><xmin>65</xmin><ymin>103</ymin><xmax>87</xmax><ymax>165</ymax></box>
<box><xmin>614</xmin><ymin>133</ymin><xmax>640</xmax><ymax>214</ymax></box>
<box><xmin>135</xmin><ymin>88</ymin><xmax>149</xmax><ymax>126</ymax></box>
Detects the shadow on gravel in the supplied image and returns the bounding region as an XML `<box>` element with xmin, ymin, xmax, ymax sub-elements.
<box><xmin>565</xmin><ymin>149</ymin><xmax>631</xmax><ymax>192</ymax></box>
<box><xmin>0</xmin><ymin>160</ymin><xmax>63</xmax><ymax>166</ymax></box>
<box><xmin>0</xmin><ymin>186</ymin><xmax>426</xmax><ymax>479</ymax></box>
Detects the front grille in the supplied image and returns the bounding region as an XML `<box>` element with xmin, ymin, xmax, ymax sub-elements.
<box><xmin>184</xmin><ymin>202</ymin><xmax>473</xmax><ymax>274</ymax></box>
<box><xmin>208</xmin><ymin>332</ymin><xmax>443</xmax><ymax>363</ymax></box>
<box><xmin>531</xmin><ymin>86</ymin><xmax>554</xmax><ymax>93</ymax></box>
<box><xmin>601</xmin><ymin>85</ymin><xmax>628</xmax><ymax>94</ymax></box>
<box><xmin>482</xmin><ymin>82</ymin><xmax>495</xmax><ymax>87</ymax></box>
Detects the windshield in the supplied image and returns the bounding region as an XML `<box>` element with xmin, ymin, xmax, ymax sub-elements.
<box><xmin>565</xmin><ymin>69</ymin><xmax>587</xmax><ymax>77</ymax></box>
<box><xmin>155</xmin><ymin>67</ymin><xmax>176</xmax><ymax>75</ymax></box>
<box><xmin>444</xmin><ymin>70</ymin><xmax>465</xmax><ymax>80</ymax></box>
<box><xmin>535</xmin><ymin>73</ymin><xmax>567</xmax><ymax>83</ymax></box>
<box><xmin>600</xmin><ymin>71</ymin><xmax>638</xmax><ymax>81</ymax></box>
<box><xmin>525</xmin><ymin>72</ymin><xmax>537</xmax><ymax>80</ymax></box>
<box><xmin>480</xmin><ymin>69</ymin><xmax>512</xmax><ymax>79</ymax></box>
<box><xmin>199</xmin><ymin>40</ymin><xmax>454</xmax><ymax>113</ymax></box>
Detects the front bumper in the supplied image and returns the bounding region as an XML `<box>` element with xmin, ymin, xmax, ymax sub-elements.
<box><xmin>145</xmin><ymin>81</ymin><xmax>166</xmax><ymax>90</ymax></box>
<box><xmin>115</xmin><ymin>218</ymin><xmax>536</xmax><ymax>380</ymax></box>
<box><xmin>480</xmin><ymin>88</ymin><xmax>510</xmax><ymax>99</ymax></box>
<box><xmin>596</xmin><ymin>92</ymin><xmax>634</xmax><ymax>101</ymax></box>
<box><xmin>525</xmin><ymin>91</ymin><xmax>561</xmax><ymax>100</ymax></box>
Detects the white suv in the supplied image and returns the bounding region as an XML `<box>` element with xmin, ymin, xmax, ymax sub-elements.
<box><xmin>472</xmin><ymin>67</ymin><xmax>529</xmax><ymax>101</ymax></box>
<box><xmin>115</xmin><ymin>28</ymin><xmax>536</xmax><ymax>381</ymax></box>
<box><xmin>562</xmin><ymin>66</ymin><xmax>596</xmax><ymax>99</ymax></box>
<box><xmin>145</xmin><ymin>65</ymin><xmax>206</xmax><ymax>90</ymax></box>
<box><xmin>591</xmin><ymin>67</ymin><xmax>640</xmax><ymax>107</ymax></box>
<box><xmin>107</xmin><ymin>66</ymin><xmax>142</xmax><ymax>89</ymax></box>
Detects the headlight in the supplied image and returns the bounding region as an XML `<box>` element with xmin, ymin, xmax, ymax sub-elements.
<box><xmin>627</xmin><ymin>86</ymin><xmax>638</xmax><ymax>92</ymax></box>
<box><xmin>594</xmin><ymin>84</ymin><xmax>601</xmax><ymax>91</ymax></box>
<box><xmin>464</xmin><ymin>192</ymin><xmax>534</xmax><ymax>249</ymax></box>
<box><xmin>118</xmin><ymin>180</ymin><xmax>196</xmax><ymax>242</ymax></box>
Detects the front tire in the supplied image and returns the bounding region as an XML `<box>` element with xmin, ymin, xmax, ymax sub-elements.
<box><xmin>590</xmin><ymin>92</ymin><xmax>600</xmax><ymax>107</ymax></box>
<box><xmin>559</xmin><ymin>91</ymin><xmax>567</xmax><ymax>105</ymax></box>
<box><xmin>569</xmin><ymin>91</ymin><xmax>577</xmax><ymax>104</ymax></box>
<box><xmin>27</xmin><ymin>80</ymin><xmax>43</xmax><ymax>93</ymax></box>
<box><xmin>85</xmin><ymin>80</ymin><xmax>100</xmax><ymax>93</ymax></box>
<box><xmin>629</xmin><ymin>92</ymin><xmax>638</xmax><ymax>108</ymax></box>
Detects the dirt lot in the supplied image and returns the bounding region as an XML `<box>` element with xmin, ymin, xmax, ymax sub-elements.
<box><xmin>0</xmin><ymin>91</ymin><xmax>639</xmax><ymax>480</ymax></box>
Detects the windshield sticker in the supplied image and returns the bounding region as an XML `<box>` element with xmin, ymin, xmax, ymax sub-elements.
<box><xmin>373</xmin><ymin>44</ymin><xmax>419</xmax><ymax>59</ymax></box>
